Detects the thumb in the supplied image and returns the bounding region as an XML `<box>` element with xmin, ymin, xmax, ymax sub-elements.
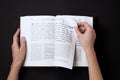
<box><xmin>20</xmin><ymin>37</ymin><xmax>26</xmax><ymax>54</ymax></box>
<box><xmin>74</xmin><ymin>26</ymin><xmax>82</xmax><ymax>37</ymax></box>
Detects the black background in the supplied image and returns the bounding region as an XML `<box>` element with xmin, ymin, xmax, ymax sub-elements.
<box><xmin>0</xmin><ymin>0</ymin><xmax>120</xmax><ymax>80</ymax></box>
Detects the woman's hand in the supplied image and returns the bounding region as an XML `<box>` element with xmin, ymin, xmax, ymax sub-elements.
<box><xmin>7</xmin><ymin>28</ymin><xmax>26</xmax><ymax>80</ymax></box>
<box><xmin>74</xmin><ymin>22</ymin><xmax>96</xmax><ymax>49</ymax></box>
<box><xmin>11</xmin><ymin>28</ymin><xmax>26</xmax><ymax>69</ymax></box>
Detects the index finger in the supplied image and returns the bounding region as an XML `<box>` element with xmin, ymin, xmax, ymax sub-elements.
<box><xmin>13</xmin><ymin>28</ymin><xmax>20</xmax><ymax>42</ymax></box>
<box><xmin>77</xmin><ymin>22</ymin><xmax>92</xmax><ymax>29</ymax></box>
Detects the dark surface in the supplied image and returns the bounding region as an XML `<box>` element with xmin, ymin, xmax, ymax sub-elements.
<box><xmin>0</xmin><ymin>0</ymin><xmax>120</xmax><ymax>80</ymax></box>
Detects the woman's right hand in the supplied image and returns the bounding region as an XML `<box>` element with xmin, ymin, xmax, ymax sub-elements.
<box><xmin>74</xmin><ymin>22</ymin><xmax>96</xmax><ymax>49</ymax></box>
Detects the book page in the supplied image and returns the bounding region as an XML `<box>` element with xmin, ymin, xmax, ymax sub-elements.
<box><xmin>20</xmin><ymin>16</ymin><xmax>56</xmax><ymax>66</ymax></box>
<box><xmin>21</xmin><ymin>16</ymin><xmax>76</xmax><ymax>69</ymax></box>
<box><xmin>73</xmin><ymin>16</ymin><xmax>93</xmax><ymax>67</ymax></box>
<box><xmin>54</xmin><ymin>18</ymin><xmax>76</xmax><ymax>69</ymax></box>
<box><xmin>56</xmin><ymin>15</ymin><xmax>93</xmax><ymax>67</ymax></box>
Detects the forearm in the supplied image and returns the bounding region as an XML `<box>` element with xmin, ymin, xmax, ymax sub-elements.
<box><xmin>84</xmin><ymin>47</ymin><xmax>103</xmax><ymax>80</ymax></box>
<box><xmin>8</xmin><ymin>28</ymin><xmax>26</xmax><ymax>80</ymax></box>
<box><xmin>7</xmin><ymin>65</ymin><xmax>20</xmax><ymax>80</ymax></box>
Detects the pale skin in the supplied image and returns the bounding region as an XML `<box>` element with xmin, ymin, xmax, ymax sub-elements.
<box><xmin>74</xmin><ymin>22</ymin><xmax>103</xmax><ymax>80</ymax></box>
<box><xmin>7</xmin><ymin>28</ymin><xmax>26</xmax><ymax>80</ymax></box>
<box><xmin>7</xmin><ymin>22</ymin><xmax>103</xmax><ymax>80</ymax></box>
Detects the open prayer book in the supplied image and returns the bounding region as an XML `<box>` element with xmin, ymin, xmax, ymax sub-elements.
<box><xmin>20</xmin><ymin>15</ymin><xmax>93</xmax><ymax>69</ymax></box>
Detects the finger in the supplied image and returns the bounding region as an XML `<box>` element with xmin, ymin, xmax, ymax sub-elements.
<box><xmin>79</xmin><ymin>26</ymin><xmax>86</xmax><ymax>33</ymax></box>
<box><xmin>77</xmin><ymin>22</ymin><xmax>91</xmax><ymax>29</ymax></box>
<box><xmin>77</xmin><ymin>22</ymin><xmax>84</xmax><ymax>26</ymax></box>
<box><xmin>12</xmin><ymin>28</ymin><xmax>20</xmax><ymax>47</ymax></box>
<box><xmin>20</xmin><ymin>37</ymin><xmax>26</xmax><ymax>54</ymax></box>
<box><xmin>78</xmin><ymin>22</ymin><xmax>93</xmax><ymax>34</ymax></box>
<box><xmin>13</xmin><ymin>28</ymin><xmax>20</xmax><ymax>42</ymax></box>
<box><xmin>74</xmin><ymin>26</ymin><xmax>82</xmax><ymax>37</ymax></box>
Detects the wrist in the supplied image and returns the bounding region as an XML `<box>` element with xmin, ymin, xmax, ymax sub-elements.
<box><xmin>83</xmin><ymin>45</ymin><xmax>94</xmax><ymax>51</ymax></box>
<box><xmin>8</xmin><ymin>64</ymin><xmax>20</xmax><ymax>80</ymax></box>
<box><xmin>83</xmin><ymin>45</ymin><xmax>96</xmax><ymax>56</ymax></box>
<box><xmin>11</xmin><ymin>63</ymin><xmax>21</xmax><ymax>72</ymax></box>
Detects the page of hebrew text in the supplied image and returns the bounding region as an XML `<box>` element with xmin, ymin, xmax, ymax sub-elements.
<box><xmin>56</xmin><ymin>15</ymin><xmax>93</xmax><ymax>67</ymax></box>
<box><xmin>54</xmin><ymin>18</ymin><xmax>76</xmax><ymax>69</ymax></box>
<box><xmin>21</xmin><ymin>16</ymin><xmax>56</xmax><ymax>66</ymax></box>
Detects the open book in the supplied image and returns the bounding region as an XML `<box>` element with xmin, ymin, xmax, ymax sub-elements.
<box><xmin>20</xmin><ymin>15</ymin><xmax>93</xmax><ymax>69</ymax></box>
